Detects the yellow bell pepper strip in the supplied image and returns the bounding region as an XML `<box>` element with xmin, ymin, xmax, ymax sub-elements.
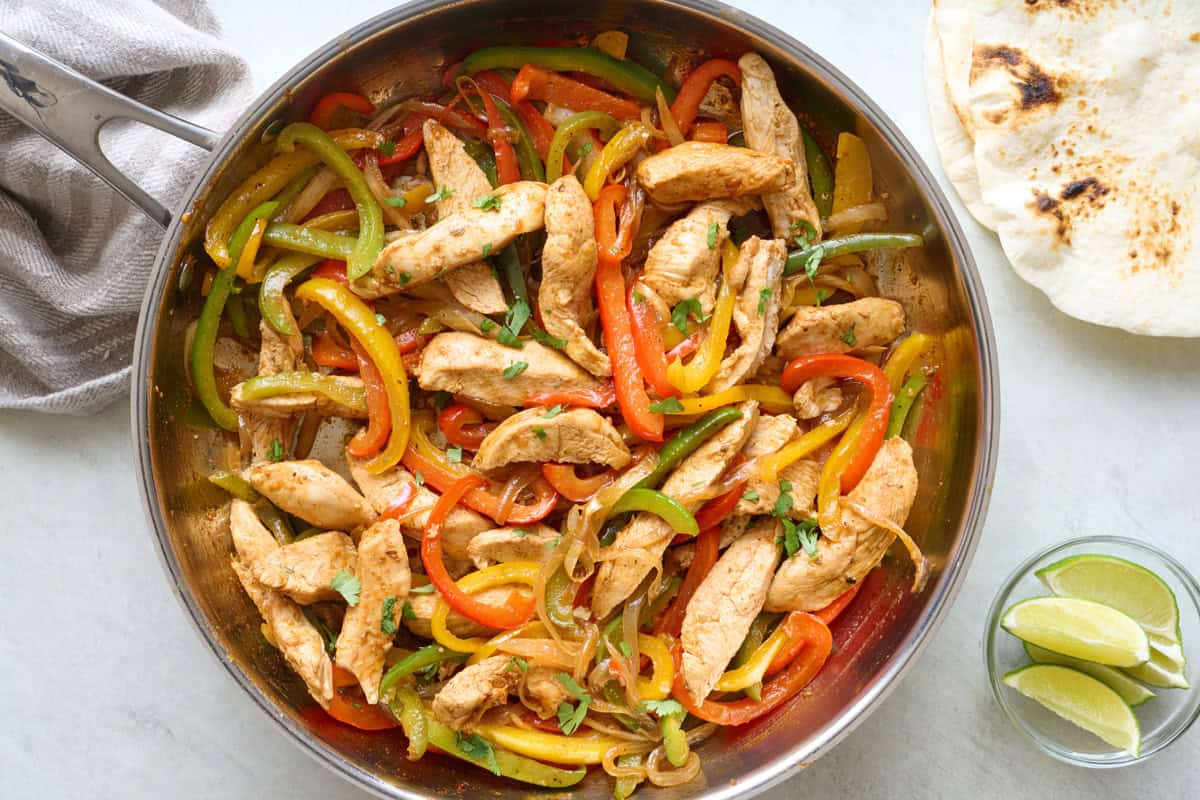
<box><xmin>389</xmin><ymin>693</ymin><xmax>586</xmax><ymax>786</ymax></box>
<box><xmin>830</xmin><ymin>131</ymin><xmax>872</xmax><ymax>233</ymax></box>
<box><xmin>475</xmin><ymin>724</ymin><xmax>626</xmax><ymax>766</ymax></box>
<box><xmin>634</xmin><ymin>633</ymin><xmax>674</xmax><ymax>701</ymax></box>
<box><xmin>661</xmin><ymin>384</ymin><xmax>793</xmax><ymax>415</ymax></box>
<box><xmin>609</xmin><ymin>488</ymin><xmax>698</xmax><ymax>536</ymax></box>
<box><xmin>783</xmin><ymin>232</ymin><xmax>924</xmax><ymax>278</ymax></box>
<box><xmin>429</xmin><ymin>560</ymin><xmax>542</xmax><ymax>653</ymax></box>
<box><xmin>714</xmin><ymin>617</ymin><xmax>792</xmax><ymax>692</ymax></box>
<box><xmin>758</xmin><ymin>406</ymin><xmax>855</xmax><ymax>482</ymax></box>
<box><xmin>583</xmin><ymin>122</ymin><xmax>653</xmax><ymax>200</ymax></box>
<box><xmin>276</xmin><ymin>123</ymin><xmax>384</xmax><ymax>281</ymax></box>
<box><xmin>262</xmin><ymin>223</ymin><xmax>357</xmax><ymax>260</ymax></box>
<box><xmin>294</xmin><ymin>278</ymin><xmax>410</xmax><ymax>471</ymax></box>
<box><xmin>190</xmin><ymin>263</ymin><xmax>240</xmax><ymax>431</ymax></box>
<box><xmin>883</xmin><ymin>331</ymin><xmax>930</xmax><ymax>391</ymax></box>
<box><xmin>258</xmin><ymin>253</ymin><xmax>321</xmax><ymax>335</ymax></box>
<box><xmin>801</xmin><ymin>128</ymin><xmax>834</xmax><ymax>218</ymax></box>
<box><xmin>228</xmin><ymin>201</ymin><xmax>280</xmax><ymax>281</ymax></box>
<box><xmin>204</xmin><ymin>128</ymin><xmax>383</xmax><ymax>267</ymax></box>
<box><xmin>887</xmin><ymin>374</ymin><xmax>928</xmax><ymax>439</ymax></box>
<box><xmin>545</xmin><ymin>110</ymin><xmax>621</xmax><ymax>184</ymax></box>
<box><xmin>591</xmin><ymin>31</ymin><xmax>629</xmax><ymax>60</ymax></box>
<box><xmin>460</xmin><ymin>45</ymin><xmax>674</xmax><ymax>104</ymax></box>
<box><xmin>816</xmin><ymin>397</ymin><xmax>868</xmax><ymax>535</ymax></box>
<box><xmin>388</xmin><ymin>686</ymin><xmax>429</xmax><ymax>761</ymax></box>
<box><xmin>666</xmin><ymin>239</ymin><xmax>737</xmax><ymax>393</ymax></box>
<box><xmin>237</xmin><ymin>371</ymin><xmax>368</xmax><ymax>413</ymax></box>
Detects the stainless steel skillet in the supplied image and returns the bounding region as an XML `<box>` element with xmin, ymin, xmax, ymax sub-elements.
<box><xmin>0</xmin><ymin>2</ymin><xmax>998</xmax><ymax>797</ymax></box>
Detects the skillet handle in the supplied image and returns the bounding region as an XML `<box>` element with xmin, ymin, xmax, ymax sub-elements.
<box><xmin>0</xmin><ymin>31</ymin><xmax>219</xmax><ymax>230</ymax></box>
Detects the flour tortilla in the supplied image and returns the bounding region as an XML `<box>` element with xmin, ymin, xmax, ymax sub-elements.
<box><xmin>922</xmin><ymin>11</ymin><xmax>998</xmax><ymax>231</ymax></box>
<box><xmin>931</xmin><ymin>0</ymin><xmax>1200</xmax><ymax>336</ymax></box>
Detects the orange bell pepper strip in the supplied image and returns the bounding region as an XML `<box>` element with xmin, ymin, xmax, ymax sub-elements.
<box><xmin>780</xmin><ymin>354</ymin><xmax>893</xmax><ymax>493</ymax></box>
<box><xmin>421</xmin><ymin>474</ymin><xmax>537</xmax><ymax>629</ymax></box>
<box><xmin>626</xmin><ymin>280</ymin><xmax>678</xmax><ymax>399</ymax></box>
<box><xmin>325</xmin><ymin>664</ymin><xmax>399</xmax><ymax>730</ymax></box>
<box><xmin>346</xmin><ymin>339</ymin><xmax>391</xmax><ymax>459</ymax></box>
<box><xmin>469</xmin><ymin>80</ymin><xmax>521</xmax><ymax>185</ymax></box>
<box><xmin>309</xmin><ymin>92</ymin><xmax>376</xmax><ymax>130</ymax></box>
<box><xmin>511</xmin><ymin>64</ymin><xmax>643</xmax><ymax>121</ymax></box>
<box><xmin>691</xmin><ymin>120</ymin><xmax>728</xmax><ymax>143</ymax></box>
<box><xmin>524</xmin><ymin>381</ymin><xmax>617</xmax><ymax>410</ymax></box>
<box><xmin>473</xmin><ymin>71</ymin><xmax>557</xmax><ymax>162</ymax></box>
<box><xmin>653</xmin><ymin>523</ymin><xmax>720</xmax><ymax>638</ymax></box>
<box><xmin>594</xmin><ymin>185</ymin><xmax>663</xmax><ymax>442</ymax></box>
<box><xmin>311</xmin><ymin>330</ymin><xmax>358</xmax><ymax>370</ymax></box>
<box><xmin>670</xmin><ymin>612</ymin><xmax>832</xmax><ymax>726</ymax></box>
<box><xmin>400</xmin><ymin>446</ymin><xmax>557</xmax><ymax>525</ymax></box>
<box><xmin>438</xmin><ymin>403</ymin><xmax>498</xmax><ymax>450</ymax></box>
<box><xmin>540</xmin><ymin>463</ymin><xmax>614</xmax><ymax>503</ymax></box>
<box><xmin>671</xmin><ymin>59</ymin><xmax>741</xmax><ymax>136</ymax></box>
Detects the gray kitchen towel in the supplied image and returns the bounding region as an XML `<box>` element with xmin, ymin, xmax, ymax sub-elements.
<box><xmin>0</xmin><ymin>0</ymin><xmax>253</xmax><ymax>414</ymax></box>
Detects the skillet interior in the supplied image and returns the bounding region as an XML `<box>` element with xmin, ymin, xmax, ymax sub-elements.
<box><xmin>132</xmin><ymin>1</ymin><xmax>997</xmax><ymax>797</ymax></box>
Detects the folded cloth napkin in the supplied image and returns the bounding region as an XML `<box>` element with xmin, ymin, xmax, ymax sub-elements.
<box><xmin>0</xmin><ymin>0</ymin><xmax>253</xmax><ymax>414</ymax></box>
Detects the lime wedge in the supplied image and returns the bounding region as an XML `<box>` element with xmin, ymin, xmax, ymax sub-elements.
<box><xmin>1003</xmin><ymin>664</ymin><xmax>1141</xmax><ymax>755</ymax></box>
<box><xmin>1036</xmin><ymin>554</ymin><xmax>1181</xmax><ymax>643</ymax></box>
<box><xmin>1123</xmin><ymin>635</ymin><xmax>1191</xmax><ymax>689</ymax></box>
<box><xmin>1001</xmin><ymin>596</ymin><xmax>1149</xmax><ymax>667</ymax></box>
<box><xmin>1024</xmin><ymin>643</ymin><xmax>1155</xmax><ymax>706</ymax></box>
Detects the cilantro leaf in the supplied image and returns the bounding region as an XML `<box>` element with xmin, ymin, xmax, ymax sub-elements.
<box><xmin>542</xmin><ymin>404</ymin><xmax>565</xmax><ymax>419</ymax></box>
<box><xmin>398</xmin><ymin>271</ymin><xmax>412</xmax><ymax>286</ymax></box>
<box><xmin>472</xmin><ymin>193</ymin><xmax>502</xmax><ymax>211</ymax></box>
<box><xmin>496</xmin><ymin>299</ymin><xmax>531</xmax><ymax>348</ymax></box>
<box><xmin>384</xmin><ymin>195</ymin><xmax>407</xmax><ymax>208</ymax></box>
<box><xmin>482</xmin><ymin>242</ymin><xmax>493</xmax><ymax>258</ymax></box>
<box><xmin>375</xmin><ymin>313</ymin><xmax>387</xmax><ymax>326</ymax></box>
<box><xmin>329</xmin><ymin>570</ymin><xmax>361</xmax><ymax>606</ymax></box>
<box><xmin>378</xmin><ymin>140</ymin><xmax>396</xmax><ymax>157</ymax></box>
<box><xmin>267</xmin><ymin>438</ymin><xmax>285</xmax><ymax>462</ymax></box>
<box><xmin>758</xmin><ymin>287</ymin><xmax>772</xmax><ymax>316</ymax></box>
<box><xmin>649</xmin><ymin>397</ymin><xmax>684</xmax><ymax>414</ymax></box>
<box><xmin>670</xmin><ymin>298</ymin><xmax>706</xmax><ymax>334</ymax></box>
<box><xmin>841</xmin><ymin>322</ymin><xmax>858</xmax><ymax>346</ymax></box>
<box><xmin>782</xmin><ymin>518</ymin><xmax>820</xmax><ymax>560</ymax></box>
<box><xmin>502</xmin><ymin>361</ymin><xmax>529</xmax><ymax>379</ymax></box>
<box><xmin>815</xmin><ymin>288</ymin><xmax>829</xmax><ymax>306</ymax></box>
<box><xmin>511</xmin><ymin>656</ymin><xmax>530</xmax><ymax>672</ymax></box>
<box><xmin>446</xmin><ymin>445</ymin><xmax>463</xmax><ymax>463</ymax></box>
<box><xmin>530</xmin><ymin>326</ymin><xmax>567</xmax><ymax>349</ymax></box>
<box><xmin>578</xmin><ymin>140</ymin><xmax>593</xmax><ymax>156</ymax></box>
<box><xmin>455</xmin><ymin>731</ymin><xmax>501</xmax><ymax>775</ymax></box>
<box><xmin>410</xmin><ymin>583</ymin><xmax>436</xmax><ymax>594</ymax></box>
<box><xmin>479</xmin><ymin>318</ymin><xmax>497</xmax><ymax>334</ymax></box>
<box><xmin>380</xmin><ymin>596</ymin><xmax>398</xmax><ymax>634</ymax></box>
<box><xmin>431</xmin><ymin>391</ymin><xmax>452</xmax><ymax>411</ymax></box>
<box><xmin>706</xmin><ymin>221</ymin><xmax>719</xmax><ymax>250</ymax></box>
<box><xmin>426</xmin><ymin>185</ymin><xmax>455</xmax><ymax>204</ymax></box>
<box><xmin>402</xmin><ymin>600</ymin><xmax>417</xmax><ymax>620</ymax></box>
<box><xmin>803</xmin><ymin>245</ymin><xmax>825</xmax><ymax>284</ymax></box>
<box><xmin>557</xmin><ymin>700</ymin><xmax>589</xmax><ymax>735</ymax></box>
<box><xmin>533</xmin><ymin>426</ymin><xmax>547</xmax><ymax>440</ymax></box>
<box><xmin>512</xmin><ymin>528</ymin><xmax>531</xmax><ymax>538</ymax></box>
<box><xmin>638</xmin><ymin>698</ymin><xmax>684</xmax><ymax>717</ymax></box>
<box><xmin>555</xmin><ymin>672</ymin><xmax>589</xmax><ymax>702</ymax></box>
<box><xmin>772</xmin><ymin>480</ymin><xmax>794</xmax><ymax>518</ymax></box>
<box><xmin>790</xmin><ymin>219</ymin><xmax>817</xmax><ymax>247</ymax></box>
<box><xmin>742</xmin><ymin>489</ymin><xmax>759</xmax><ymax>502</ymax></box>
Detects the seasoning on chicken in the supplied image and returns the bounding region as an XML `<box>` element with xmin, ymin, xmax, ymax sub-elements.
<box><xmin>423</xmin><ymin>120</ymin><xmax>509</xmax><ymax>314</ymax></box>
<box><xmin>256</xmin><ymin>531</ymin><xmax>358</xmax><ymax>604</ymax></box>
<box><xmin>734</xmin><ymin>415</ymin><xmax>817</xmax><ymax>518</ymax></box>
<box><xmin>466</xmin><ymin>524</ymin><xmax>560</xmax><ymax>569</ymax></box>
<box><xmin>776</xmin><ymin>297</ymin><xmax>906</xmax><ymax>360</ymax></box>
<box><xmin>520</xmin><ymin>665</ymin><xmax>573</xmax><ymax>719</ymax></box>
<box><xmin>473</xmin><ymin>407</ymin><xmax>631</xmax><ymax>472</ymax></box>
<box><xmin>540</xmin><ymin>175</ymin><xmax>610</xmax><ymax>376</ymax></box>
<box><xmin>792</xmin><ymin>376</ymin><xmax>843</xmax><ymax>419</ymax></box>
<box><xmin>353</xmin><ymin>181</ymin><xmax>548</xmax><ymax>299</ymax></box>
<box><xmin>431</xmin><ymin>654</ymin><xmax>524</xmax><ymax>730</ymax></box>
<box><xmin>738</xmin><ymin>52</ymin><xmax>822</xmax><ymax>239</ymax></box>
<box><xmin>242</xmin><ymin>320</ymin><xmax>304</xmax><ymax>463</ymax></box>
<box><xmin>414</xmin><ymin>332</ymin><xmax>603</xmax><ymax>407</ymax></box>
<box><xmin>245</xmin><ymin>459</ymin><xmax>375</xmax><ymax>532</ymax></box>
<box><xmin>705</xmin><ymin>236</ymin><xmax>786</xmax><ymax>393</ymax></box>
<box><xmin>635</xmin><ymin>141</ymin><xmax>793</xmax><ymax>205</ymax></box>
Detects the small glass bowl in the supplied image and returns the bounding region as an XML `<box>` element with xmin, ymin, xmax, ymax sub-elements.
<box><xmin>984</xmin><ymin>535</ymin><xmax>1200</xmax><ymax>767</ymax></box>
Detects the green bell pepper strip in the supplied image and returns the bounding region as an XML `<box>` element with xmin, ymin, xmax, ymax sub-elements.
<box><xmin>660</xmin><ymin>711</ymin><xmax>689</xmax><ymax>768</ymax></box>
<box><xmin>389</xmin><ymin>690</ymin><xmax>585</xmax><ymax>787</ymax></box>
<box><xmin>276</xmin><ymin>122</ymin><xmax>384</xmax><ymax>280</ymax></box>
<box><xmin>801</xmin><ymin>128</ymin><xmax>835</xmax><ymax>218</ymax></box>
<box><xmin>613</xmin><ymin>752</ymin><xmax>645</xmax><ymax>800</ymax></box>
<box><xmin>238</xmin><ymin>371</ymin><xmax>368</xmax><ymax>414</ymax></box>
<box><xmin>208</xmin><ymin>470</ymin><xmax>259</xmax><ymax>502</ymax></box>
<box><xmin>545</xmin><ymin>111</ymin><xmax>620</xmax><ymax>184</ymax></box>
<box><xmin>255</xmin><ymin>502</ymin><xmax>295</xmax><ymax>545</ymax></box>
<box><xmin>497</xmin><ymin>244</ymin><xmax>529</xmax><ymax>308</ymax></box>
<box><xmin>262</xmin><ymin>223</ymin><xmax>357</xmax><ymax>260</ymax></box>
<box><xmin>378</xmin><ymin>645</ymin><xmax>468</xmax><ymax>699</ymax></box>
<box><xmin>544</xmin><ymin>566</ymin><xmax>581</xmax><ymax>635</ymax></box>
<box><xmin>886</xmin><ymin>373</ymin><xmax>928</xmax><ymax>438</ymax></box>
<box><xmin>491</xmin><ymin>96</ymin><xmax>545</xmax><ymax>182</ymax></box>
<box><xmin>258</xmin><ymin>253</ymin><xmax>321</xmax><ymax>335</ymax></box>
<box><xmin>225</xmin><ymin>293</ymin><xmax>251</xmax><ymax>338</ymax></box>
<box><xmin>641</xmin><ymin>576</ymin><xmax>681</xmax><ymax>631</ymax></box>
<box><xmin>784</xmin><ymin>233</ymin><xmax>924</xmax><ymax>277</ymax></box>
<box><xmin>609</xmin><ymin>488</ymin><xmax>698</xmax><ymax>536</ymax></box>
<box><xmin>190</xmin><ymin>263</ymin><xmax>240</xmax><ymax>431</ymax></box>
<box><xmin>461</xmin><ymin>46</ymin><xmax>674</xmax><ymax>104</ymax></box>
<box><xmin>389</xmin><ymin>686</ymin><xmax>429</xmax><ymax>760</ymax></box>
<box><xmin>462</xmin><ymin>137</ymin><xmax>500</xmax><ymax>188</ymax></box>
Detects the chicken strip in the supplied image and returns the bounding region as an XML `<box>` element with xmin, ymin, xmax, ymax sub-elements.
<box><xmin>246</xmin><ymin>460</ymin><xmax>375</xmax><ymax>533</ymax></box>
<box><xmin>592</xmin><ymin>400</ymin><xmax>760</xmax><ymax>618</ymax></box>
<box><xmin>473</xmin><ymin>407</ymin><xmax>631</xmax><ymax>472</ymax></box>
<box><xmin>521</xmin><ymin>665</ymin><xmax>573</xmax><ymax>719</ymax></box>
<box><xmin>229</xmin><ymin>498</ymin><xmax>279</xmax><ymax>568</ymax></box>
<box><xmin>766</xmin><ymin>438</ymin><xmax>918</xmax><ymax>612</ymax></box>
<box><xmin>232</xmin><ymin>374</ymin><xmax>368</xmax><ymax>420</ymax></box>
<box><xmin>424</xmin><ymin>120</ymin><xmax>508</xmax><ymax>314</ymax></box>
<box><xmin>466</xmin><ymin>524</ymin><xmax>560</xmax><ymax>569</ymax></box>
<box><xmin>243</xmin><ymin>319</ymin><xmax>304</xmax><ymax>463</ymax></box>
<box><xmin>347</xmin><ymin>453</ymin><xmax>491</xmax><ymax>561</ymax></box>
<box><xmin>792</xmin><ymin>376</ymin><xmax>843</xmax><ymax>420</ymax></box>
<box><xmin>705</xmin><ymin>236</ymin><xmax>786</xmax><ymax>393</ymax></box>
<box><xmin>231</xmin><ymin>558</ymin><xmax>333</xmax><ymax>707</ymax></box>
<box><xmin>432</xmin><ymin>655</ymin><xmax>524</xmax><ymax>730</ymax></box>
<box><xmin>635</xmin><ymin>142</ymin><xmax>792</xmax><ymax>205</ymax></box>
<box><xmin>775</xmin><ymin>298</ymin><xmax>906</xmax><ymax>360</ymax></box>
<box><xmin>335</xmin><ymin>519</ymin><xmax>411</xmax><ymax>704</ymax></box>
<box><xmin>255</xmin><ymin>531</ymin><xmax>357</xmax><ymax>605</ymax></box>
<box><xmin>540</xmin><ymin>175</ymin><xmax>610</xmax><ymax>376</ymax></box>
<box><xmin>681</xmin><ymin>517</ymin><xmax>782</xmax><ymax>699</ymax></box>
<box><xmin>415</xmin><ymin>332</ymin><xmax>603</xmax><ymax>408</ymax></box>
<box><xmin>353</xmin><ymin>181</ymin><xmax>547</xmax><ymax>299</ymax></box>
<box><xmin>640</xmin><ymin>198</ymin><xmax>756</xmax><ymax>314</ymax></box>
<box><xmin>738</xmin><ymin>52</ymin><xmax>822</xmax><ymax>240</ymax></box>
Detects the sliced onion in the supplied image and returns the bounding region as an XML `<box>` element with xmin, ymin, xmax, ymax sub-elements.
<box><xmin>823</xmin><ymin>202</ymin><xmax>887</xmax><ymax>232</ymax></box>
<box><xmin>655</xmin><ymin>87</ymin><xmax>685</xmax><ymax>146</ymax></box>
<box><xmin>843</xmin><ymin>499</ymin><xmax>929</xmax><ymax>592</ymax></box>
<box><xmin>602</xmin><ymin>741</ymin><xmax>655</xmax><ymax>779</ymax></box>
<box><xmin>646</xmin><ymin>747</ymin><xmax>701</xmax><ymax>787</ymax></box>
<box><xmin>842</xmin><ymin>264</ymin><xmax>878</xmax><ymax>298</ymax></box>
<box><xmin>495</xmin><ymin>463</ymin><xmax>538</xmax><ymax>525</ymax></box>
<box><xmin>362</xmin><ymin>151</ymin><xmax>411</xmax><ymax>227</ymax></box>
<box><xmin>497</xmin><ymin>638</ymin><xmax>579</xmax><ymax>669</ymax></box>
<box><xmin>282</xmin><ymin>167</ymin><xmax>339</xmax><ymax>224</ymax></box>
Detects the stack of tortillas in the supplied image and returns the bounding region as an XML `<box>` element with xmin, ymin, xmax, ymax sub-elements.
<box><xmin>925</xmin><ymin>0</ymin><xmax>1200</xmax><ymax>336</ymax></box>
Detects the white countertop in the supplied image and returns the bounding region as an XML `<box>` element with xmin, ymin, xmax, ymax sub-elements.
<box><xmin>3</xmin><ymin>1</ymin><xmax>1198</xmax><ymax>797</ymax></box>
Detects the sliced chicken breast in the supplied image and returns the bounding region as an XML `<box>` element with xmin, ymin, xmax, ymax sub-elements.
<box><xmin>403</xmin><ymin>584</ymin><xmax>529</xmax><ymax>639</ymax></box>
<box><xmin>792</xmin><ymin>376</ymin><xmax>843</xmax><ymax>419</ymax></box>
<box><xmin>775</xmin><ymin>297</ymin><xmax>906</xmax><ymax>360</ymax></box>
<box><xmin>245</xmin><ymin>460</ymin><xmax>375</xmax><ymax>532</ymax></box>
<box><xmin>521</xmin><ymin>665</ymin><xmax>572</xmax><ymax>719</ymax></box>
<box><xmin>229</xmin><ymin>498</ymin><xmax>279</xmax><ymax>567</ymax></box>
<box><xmin>243</xmin><ymin>319</ymin><xmax>303</xmax><ymax>463</ymax></box>
<box><xmin>466</xmin><ymin>524</ymin><xmax>560</xmax><ymax>569</ymax></box>
<box><xmin>473</xmin><ymin>407</ymin><xmax>631</xmax><ymax>472</ymax></box>
<box><xmin>635</xmin><ymin>142</ymin><xmax>793</xmax><ymax>205</ymax></box>
<box><xmin>705</xmin><ymin>236</ymin><xmax>786</xmax><ymax>393</ymax></box>
<box><xmin>431</xmin><ymin>654</ymin><xmax>523</xmax><ymax>730</ymax></box>
<box><xmin>256</xmin><ymin>531</ymin><xmax>357</xmax><ymax>604</ymax></box>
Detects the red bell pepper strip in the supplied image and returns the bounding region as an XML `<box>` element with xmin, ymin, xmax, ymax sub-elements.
<box><xmin>309</xmin><ymin>92</ymin><xmax>376</xmax><ymax>130</ymax></box>
<box><xmin>814</xmin><ymin>581</ymin><xmax>863</xmax><ymax>626</ymax></box>
<box><xmin>511</xmin><ymin>65</ymin><xmax>642</xmax><ymax>121</ymax></box>
<box><xmin>540</xmin><ymin>463</ymin><xmax>614</xmax><ymax>503</ymax></box>
<box><xmin>665</xmin><ymin>332</ymin><xmax>701</xmax><ymax>364</ymax></box>
<box><xmin>401</xmin><ymin>446</ymin><xmax>557</xmax><ymax>525</ymax></box>
<box><xmin>325</xmin><ymin>664</ymin><xmax>399</xmax><ymax>730</ymax></box>
<box><xmin>311</xmin><ymin>330</ymin><xmax>358</xmax><ymax>370</ymax></box>
<box><xmin>761</xmin><ymin>585</ymin><xmax>861</xmax><ymax>679</ymax></box>
<box><xmin>780</xmin><ymin>354</ymin><xmax>893</xmax><ymax>492</ymax></box>
<box><xmin>671</xmin><ymin>612</ymin><xmax>832</xmax><ymax>726</ymax></box>
<box><xmin>525</xmin><ymin>381</ymin><xmax>617</xmax><ymax>410</ymax></box>
<box><xmin>377</xmin><ymin>127</ymin><xmax>425</xmax><ymax>166</ymax></box>
<box><xmin>401</xmin><ymin>100</ymin><xmax>488</xmax><ymax>138</ymax></box>
<box><xmin>394</xmin><ymin>327</ymin><xmax>428</xmax><ymax>355</ymax></box>
<box><xmin>670</xmin><ymin>59</ymin><xmax>741</xmax><ymax>139</ymax></box>
<box><xmin>438</xmin><ymin>403</ymin><xmax>498</xmax><ymax>450</ymax></box>
<box><xmin>312</xmin><ymin>259</ymin><xmax>348</xmax><ymax>284</ymax></box>
<box><xmin>473</xmin><ymin>71</ymin><xmax>557</xmax><ymax>162</ymax></box>
<box><xmin>421</xmin><ymin>474</ymin><xmax>536</xmax><ymax>629</ymax></box>
<box><xmin>379</xmin><ymin>479</ymin><xmax>420</xmax><ymax>522</ymax></box>
<box><xmin>303</xmin><ymin>189</ymin><xmax>355</xmax><ymax>221</ymax></box>
<box><xmin>346</xmin><ymin>339</ymin><xmax>391</xmax><ymax>458</ymax></box>
<box><xmin>627</xmin><ymin>281</ymin><xmax>678</xmax><ymax>400</ymax></box>
<box><xmin>692</xmin><ymin>480</ymin><xmax>747</xmax><ymax>532</ymax></box>
<box><xmin>594</xmin><ymin>185</ymin><xmax>663</xmax><ymax>442</ymax></box>
<box><xmin>653</xmin><ymin>523</ymin><xmax>720</xmax><ymax>637</ymax></box>
<box><xmin>466</xmin><ymin>79</ymin><xmax>521</xmax><ymax>185</ymax></box>
<box><xmin>691</xmin><ymin>120</ymin><xmax>728</xmax><ymax>143</ymax></box>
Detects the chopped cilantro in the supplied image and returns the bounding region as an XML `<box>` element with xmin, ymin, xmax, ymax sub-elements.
<box><xmin>512</xmin><ymin>528</ymin><xmax>531</xmax><ymax>538</ymax></box>
<box><xmin>398</xmin><ymin>271</ymin><xmax>412</xmax><ymax>286</ymax></box>
<box><xmin>401</xmin><ymin>600</ymin><xmax>417</xmax><ymax>621</ymax></box>
<box><xmin>472</xmin><ymin>193</ymin><xmax>502</xmax><ymax>211</ymax></box>
<box><xmin>267</xmin><ymin>438</ymin><xmax>285</xmax><ymax>462</ymax></box>
<box><xmin>455</xmin><ymin>731</ymin><xmax>501</xmax><ymax>775</ymax></box>
<box><xmin>530</xmin><ymin>327</ymin><xmax>567</xmax><ymax>349</ymax></box>
<box><xmin>804</xmin><ymin>244</ymin><xmax>826</xmax><ymax>284</ymax></box>
<box><xmin>841</xmin><ymin>323</ymin><xmax>858</xmax><ymax>346</ymax></box>
<box><xmin>742</xmin><ymin>489</ymin><xmax>759</xmax><ymax>502</ymax></box>
<box><xmin>378</xmin><ymin>140</ymin><xmax>396</xmax><ymax>157</ymax></box>
<box><xmin>542</xmin><ymin>404</ymin><xmax>565</xmax><ymax>419</ymax></box>
<box><xmin>410</xmin><ymin>583</ymin><xmax>436</xmax><ymax>594</ymax></box>
<box><xmin>815</xmin><ymin>288</ymin><xmax>829</xmax><ymax>306</ymax></box>
<box><xmin>758</xmin><ymin>287</ymin><xmax>772</xmax><ymax>315</ymax></box>
<box><xmin>384</xmin><ymin>195</ymin><xmax>407</xmax><ymax>208</ymax></box>
<box><xmin>329</xmin><ymin>570</ymin><xmax>361</xmax><ymax>606</ymax></box>
<box><xmin>375</xmin><ymin>312</ymin><xmax>387</xmax><ymax>326</ymax></box>
<box><xmin>497</xmin><ymin>299</ymin><xmax>531</xmax><ymax>348</ymax></box>
<box><xmin>446</xmin><ymin>445</ymin><xmax>463</xmax><ymax>463</ymax></box>
<box><xmin>479</xmin><ymin>318</ymin><xmax>497</xmax><ymax>334</ymax></box>
<box><xmin>431</xmin><ymin>391</ymin><xmax>452</xmax><ymax>411</ymax></box>
<box><xmin>482</xmin><ymin>242</ymin><xmax>493</xmax><ymax>258</ymax></box>
<box><xmin>511</xmin><ymin>656</ymin><xmax>530</xmax><ymax>672</ymax></box>
<box><xmin>533</xmin><ymin>426</ymin><xmax>547</xmax><ymax>440</ymax></box>
<box><xmin>670</xmin><ymin>297</ymin><xmax>706</xmax><ymax>334</ymax></box>
<box><xmin>502</xmin><ymin>361</ymin><xmax>529</xmax><ymax>379</ymax></box>
<box><xmin>649</xmin><ymin>397</ymin><xmax>684</xmax><ymax>414</ymax></box>
<box><xmin>426</xmin><ymin>185</ymin><xmax>454</xmax><ymax>204</ymax></box>
<box><xmin>380</xmin><ymin>596</ymin><xmax>398</xmax><ymax>634</ymax></box>
<box><xmin>790</xmin><ymin>219</ymin><xmax>817</xmax><ymax>247</ymax></box>
<box><xmin>638</xmin><ymin>698</ymin><xmax>684</xmax><ymax>717</ymax></box>
<box><xmin>555</xmin><ymin>673</ymin><xmax>592</xmax><ymax>735</ymax></box>
<box><xmin>578</xmin><ymin>140</ymin><xmax>593</xmax><ymax>157</ymax></box>
<box><xmin>633</xmin><ymin>291</ymin><xmax>647</xmax><ymax>305</ymax></box>
<box><xmin>772</xmin><ymin>480</ymin><xmax>794</xmax><ymax>518</ymax></box>
<box><xmin>782</xmin><ymin>518</ymin><xmax>821</xmax><ymax>560</ymax></box>
<box><xmin>706</xmin><ymin>221</ymin><xmax>719</xmax><ymax>250</ymax></box>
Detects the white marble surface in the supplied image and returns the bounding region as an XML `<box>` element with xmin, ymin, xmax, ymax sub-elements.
<box><xmin>3</xmin><ymin>1</ymin><xmax>1199</xmax><ymax>797</ymax></box>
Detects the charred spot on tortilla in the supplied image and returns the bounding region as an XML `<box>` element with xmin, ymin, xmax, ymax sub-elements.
<box><xmin>971</xmin><ymin>45</ymin><xmax>1063</xmax><ymax>115</ymax></box>
<box><xmin>1022</xmin><ymin>0</ymin><xmax>1105</xmax><ymax>16</ymax></box>
<box><xmin>1030</xmin><ymin>190</ymin><xmax>1070</xmax><ymax>244</ymax></box>
<box><xmin>1059</xmin><ymin>177</ymin><xmax>1108</xmax><ymax>202</ymax></box>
